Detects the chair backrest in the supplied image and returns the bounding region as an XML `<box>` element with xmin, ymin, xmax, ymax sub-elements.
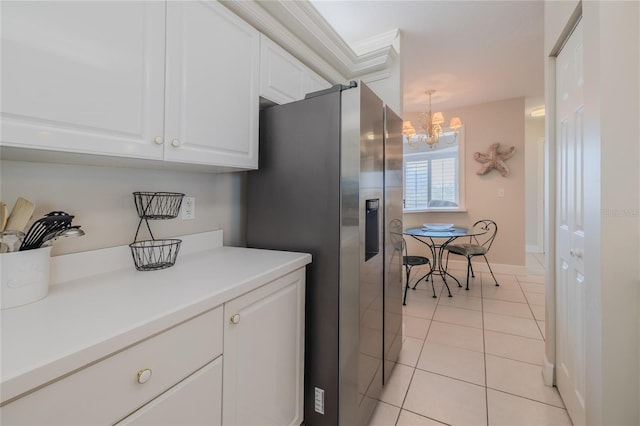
<box><xmin>388</xmin><ymin>218</ymin><xmax>408</xmax><ymax>257</ymax></box>
<box><xmin>471</xmin><ymin>219</ymin><xmax>498</xmax><ymax>251</ymax></box>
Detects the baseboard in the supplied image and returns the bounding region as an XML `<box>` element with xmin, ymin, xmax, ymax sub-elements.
<box><xmin>445</xmin><ymin>259</ymin><xmax>532</xmax><ymax>276</ymax></box>
<box><xmin>542</xmin><ymin>352</ymin><xmax>555</xmax><ymax>387</ymax></box>
<box><xmin>526</xmin><ymin>244</ymin><xmax>544</xmax><ymax>253</ymax></box>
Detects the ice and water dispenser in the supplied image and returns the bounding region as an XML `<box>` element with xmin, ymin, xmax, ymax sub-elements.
<box><xmin>365</xmin><ymin>199</ymin><xmax>379</xmax><ymax>261</ymax></box>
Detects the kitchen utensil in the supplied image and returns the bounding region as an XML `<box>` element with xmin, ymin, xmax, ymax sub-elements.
<box><xmin>0</xmin><ymin>230</ymin><xmax>25</xmax><ymax>253</ymax></box>
<box><xmin>41</xmin><ymin>226</ymin><xmax>85</xmax><ymax>246</ymax></box>
<box><xmin>5</xmin><ymin>197</ymin><xmax>35</xmax><ymax>232</ymax></box>
<box><xmin>19</xmin><ymin>212</ymin><xmax>74</xmax><ymax>251</ymax></box>
<box><xmin>0</xmin><ymin>202</ymin><xmax>8</xmax><ymax>231</ymax></box>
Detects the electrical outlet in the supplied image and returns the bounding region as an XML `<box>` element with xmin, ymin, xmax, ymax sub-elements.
<box><xmin>314</xmin><ymin>387</ymin><xmax>325</xmax><ymax>414</ymax></box>
<box><xmin>181</xmin><ymin>196</ymin><xmax>195</xmax><ymax>220</ymax></box>
<box><xmin>497</xmin><ymin>188</ymin><xmax>505</xmax><ymax>198</ymax></box>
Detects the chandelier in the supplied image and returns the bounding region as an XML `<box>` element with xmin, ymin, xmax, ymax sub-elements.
<box><xmin>403</xmin><ymin>90</ymin><xmax>462</xmax><ymax>148</ymax></box>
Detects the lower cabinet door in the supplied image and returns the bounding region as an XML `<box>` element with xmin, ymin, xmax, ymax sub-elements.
<box><xmin>117</xmin><ymin>356</ymin><xmax>222</xmax><ymax>426</ymax></box>
<box><xmin>223</xmin><ymin>269</ymin><xmax>305</xmax><ymax>426</ymax></box>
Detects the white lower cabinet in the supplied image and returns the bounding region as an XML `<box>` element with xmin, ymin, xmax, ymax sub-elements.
<box><xmin>0</xmin><ymin>306</ymin><xmax>223</xmax><ymax>425</ymax></box>
<box><xmin>223</xmin><ymin>268</ymin><xmax>305</xmax><ymax>426</ymax></box>
<box><xmin>0</xmin><ymin>268</ymin><xmax>306</xmax><ymax>426</ymax></box>
<box><xmin>117</xmin><ymin>357</ymin><xmax>222</xmax><ymax>426</ymax></box>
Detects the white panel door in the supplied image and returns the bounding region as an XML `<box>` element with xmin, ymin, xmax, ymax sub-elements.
<box><xmin>555</xmin><ymin>20</ymin><xmax>586</xmax><ymax>426</ymax></box>
<box><xmin>223</xmin><ymin>270</ymin><xmax>305</xmax><ymax>426</ymax></box>
<box><xmin>0</xmin><ymin>1</ymin><xmax>165</xmax><ymax>159</ymax></box>
<box><xmin>163</xmin><ymin>0</ymin><xmax>259</xmax><ymax>169</ymax></box>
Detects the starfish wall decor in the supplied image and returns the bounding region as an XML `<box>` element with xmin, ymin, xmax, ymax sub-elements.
<box><xmin>474</xmin><ymin>143</ymin><xmax>516</xmax><ymax>177</ymax></box>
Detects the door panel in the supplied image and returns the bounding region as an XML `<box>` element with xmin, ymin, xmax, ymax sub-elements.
<box><xmin>164</xmin><ymin>0</ymin><xmax>259</xmax><ymax>168</ymax></box>
<box><xmin>383</xmin><ymin>106</ymin><xmax>403</xmax><ymax>384</ymax></box>
<box><xmin>0</xmin><ymin>1</ymin><xmax>165</xmax><ymax>159</ymax></box>
<box><xmin>555</xmin><ymin>19</ymin><xmax>586</xmax><ymax>426</ymax></box>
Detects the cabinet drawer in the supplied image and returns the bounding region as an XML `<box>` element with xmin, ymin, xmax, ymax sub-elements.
<box><xmin>0</xmin><ymin>306</ymin><xmax>223</xmax><ymax>425</ymax></box>
<box><xmin>116</xmin><ymin>356</ymin><xmax>222</xmax><ymax>426</ymax></box>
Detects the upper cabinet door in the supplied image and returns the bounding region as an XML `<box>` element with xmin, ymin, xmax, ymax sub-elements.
<box><xmin>304</xmin><ymin>68</ymin><xmax>332</xmax><ymax>96</ymax></box>
<box><xmin>260</xmin><ymin>34</ymin><xmax>331</xmax><ymax>105</ymax></box>
<box><xmin>164</xmin><ymin>1</ymin><xmax>259</xmax><ymax>169</ymax></box>
<box><xmin>0</xmin><ymin>1</ymin><xmax>166</xmax><ymax>159</ymax></box>
<box><xmin>260</xmin><ymin>35</ymin><xmax>307</xmax><ymax>105</ymax></box>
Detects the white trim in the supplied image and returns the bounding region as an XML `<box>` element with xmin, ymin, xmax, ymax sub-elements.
<box><xmin>445</xmin><ymin>259</ymin><xmax>541</xmax><ymax>276</ymax></box>
<box><xmin>542</xmin><ymin>352</ymin><xmax>555</xmax><ymax>387</ymax></box>
<box><xmin>536</xmin><ymin>137</ymin><xmax>545</xmax><ymax>256</ymax></box>
<box><xmin>526</xmin><ymin>244</ymin><xmax>544</xmax><ymax>253</ymax></box>
<box><xmin>359</xmin><ymin>70</ymin><xmax>393</xmax><ymax>85</ymax></box>
<box><xmin>220</xmin><ymin>0</ymin><xmax>397</xmax><ymax>83</ymax></box>
<box><xmin>404</xmin><ymin>208</ymin><xmax>468</xmax><ymax>214</ymax></box>
<box><xmin>350</xmin><ymin>29</ymin><xmax>401</xmax><ymax>56</ymax></box>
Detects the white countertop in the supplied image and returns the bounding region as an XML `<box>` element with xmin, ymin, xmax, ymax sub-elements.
<box><xmin>0</xmin><ymin>230</ymin><xmax>311</xmax><ymax>403</ymax></box>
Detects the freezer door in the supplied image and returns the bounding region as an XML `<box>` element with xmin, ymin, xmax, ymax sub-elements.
<box><xmin>353</xmin><ymin>83</ymin><xmax>385</xmax><ymax>425</ymax></box>
<box><xmin>383</xmin><ymin>106</ymin><xmax>404</xmax><ymax>383</ymax></box>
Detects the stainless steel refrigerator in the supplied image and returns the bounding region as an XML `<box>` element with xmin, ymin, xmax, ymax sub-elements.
<box><xmin>246</xmin><ymin>81</ymin><xmax>403</xmax><ymax>426</ymax></box>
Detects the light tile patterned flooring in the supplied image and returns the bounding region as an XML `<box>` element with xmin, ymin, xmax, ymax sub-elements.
<box><xmin>368</xmin><ymin>253</ymin><xmax>573</xmax><ymax>426</ymax></box>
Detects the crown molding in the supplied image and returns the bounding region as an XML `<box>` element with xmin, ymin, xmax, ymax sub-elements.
<box><xmin>350</xmin><ymin>29</ymin><xmax>401</xmax><ymax>56</ymax></box>
<box><xmin>220</xmin><ymin>0</ymin><xmax>397</xmax><ymax>83</ymax></box>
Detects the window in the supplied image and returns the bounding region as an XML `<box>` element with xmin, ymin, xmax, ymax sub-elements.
<box><xmin>403</xmin><ymin>128</ymin><xmax>465</xmax><ymax>212</ymax></box>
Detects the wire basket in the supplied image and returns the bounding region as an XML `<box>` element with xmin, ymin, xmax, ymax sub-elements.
<box><xmin>129</xmin><ymin>239</ymin><xmax>182</xmax><ymax>271</ymax></box>
<box><xmin>133</xmin><ymin>192</ymin><xmax>184</xmax><ymax>219</ymax></box>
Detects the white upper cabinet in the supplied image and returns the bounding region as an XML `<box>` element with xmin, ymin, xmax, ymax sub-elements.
<box><xmin>0</xmin><ymin>1</ymin><xmax>166</xmax><ymax>160</ymax></box>
<box><xmin>305</xmin><ymin>68</ymin><xmax>333</xmax><ymax>95</ymax></box>
<box><xmin>1</xmin><ymin>1</ymin><xmax>260</xmax><ymax>170</ymax></box>
<box><xmin>259</xmin><ymin>34</ymin><xmax>331</xmax><ymax>105</ymax></box>
<box><xmin>163</xmin><ymin>1</ymin><xmax>259</xmax><ymax>169</ymax></box>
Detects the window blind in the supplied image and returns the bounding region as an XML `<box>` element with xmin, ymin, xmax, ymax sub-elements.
<box><xmin>404</xmin><ymin>153</ymin><xmax>458</xmax><ymax>209</ymax></box>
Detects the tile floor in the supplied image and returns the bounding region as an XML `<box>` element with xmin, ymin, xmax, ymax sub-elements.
<box><xmin>367</xmin><ymin>253</ymin><xmax>573</xmax><ymax>426</ymax></box>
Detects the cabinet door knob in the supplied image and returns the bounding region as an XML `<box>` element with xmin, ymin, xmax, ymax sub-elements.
<box><xmin>153</xmin><ymin>136</ymin><xmax>164</xmax><ymax>145</ymax></box>
<box><xmin>230</xmin><ymin>314</ymin><xmax>240</xmax><ymax>324</ymax></box>
<box><xmin>137</xmin><ymin>368</ymin><xmax>152</xmax><ymax>384</ymax></box>
<box><xmin>171</xmin><ymin>138</ymin><xmax>181</xmax><ymax>147</ymax></box>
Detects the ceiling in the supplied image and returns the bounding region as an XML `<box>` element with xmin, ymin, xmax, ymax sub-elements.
<box><xmin>308</xmin><ymin>0</ymin><xmax>545</xmax><ymax>114</ymax></box>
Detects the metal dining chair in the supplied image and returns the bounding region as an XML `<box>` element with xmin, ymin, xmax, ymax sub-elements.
<box><xmin>389</xmin><ymin>219</ymin><xmax>433</xmax><ymax>304</ymax></box>
<box><xmin>444</xmin><ymin>219</ymin><xmax>499</xmax><ymax>290</ymax></box>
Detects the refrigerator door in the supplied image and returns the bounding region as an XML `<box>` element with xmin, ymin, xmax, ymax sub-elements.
<box><xmin>247</xmin><ymin>90</ymin><xmax>344</xmax><ymax>426</ymax></box>
<box><xmin>349</xmin><ymin>83</ymin><xmax>385</xmax><ymax>425</ymax></box>
<box><xmin>247</xmin><ymin>82</ymin><xmax>398</xmax><ymax>426</ymax></box>
<box><xmin>383</xmin><ymin>106</ymin><xmax>404</xmax><ymax>383</ymax></box>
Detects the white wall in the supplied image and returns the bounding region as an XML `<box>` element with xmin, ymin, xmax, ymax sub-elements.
<box><xmin>525</xmin><ymin>118</ymin><xmax>545</xmax><ymax>252</ymax></box>
<box><xmin>0</xmin><ymin>160</ymin><xmax>245</xmax><ymax>256</ymax></box>
<box><xmin>403</xmin><ymin>97</ymin><xmax>526</xmax><ymax>267</ymax></box>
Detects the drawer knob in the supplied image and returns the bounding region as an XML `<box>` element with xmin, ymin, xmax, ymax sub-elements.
<box><xmin>153</xmin><ymin>136</ymin><xmax>164</xmax><ymax>145</ymax></box>
<box><xmin>230</xmin><ymin>314</ymin><xmax>240</xmax><ymax>324</ymax></box>
<box><xmin>171</xmin><ymin>138</ymin><xmax>181</xmax><ymax>147</ymax></box>
<box><xmin>137</xmin><ymin>368</ymin><xmax>152</xmax><ymax>384</ymax></box>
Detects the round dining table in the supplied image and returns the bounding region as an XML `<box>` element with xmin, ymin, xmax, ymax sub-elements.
<box><xmin>403</xmin><ymin>225</ymin><xmax>487</xmax><ymax>297</ymax></box>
